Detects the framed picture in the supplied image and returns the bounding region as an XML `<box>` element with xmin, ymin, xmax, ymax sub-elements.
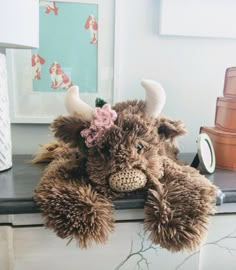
<box><xmin>160</xmin><ymin>0</ymin><xmax>236</xmax><ymax>39</ymax></box>
<box><xmin>7</xmin><ymin>0</ymin><xmax>114</xmax><ymax>123</ymax></box>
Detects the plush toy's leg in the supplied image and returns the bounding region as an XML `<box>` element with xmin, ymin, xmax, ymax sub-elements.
<box><xmin>34</xmin><ymin>159</ymin><xmax>114</xmax><ymax>248</ymax></box>
<box><xmin>144</xmin><ymin>157</ymin><xmax>217</xmax><ymax>252</ymax></box>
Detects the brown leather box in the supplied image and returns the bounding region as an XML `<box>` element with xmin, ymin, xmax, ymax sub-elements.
<box><xmin>215</xmin><ymin>97</ymin><xmax>236</xmax><ymax>132</ymax></box>
<box><xmin>223</xmin><ymin>67</ymin><xmax>236</xmax><ymax>97</ymax></box>
<box><xmin>201</xmin><ymin>126</ymin><xmax>236</xmax><ymax>170</ymax></box>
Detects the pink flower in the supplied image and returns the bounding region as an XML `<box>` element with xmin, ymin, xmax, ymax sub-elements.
<box><xmin>93</xmin><ymin>104</ymin><xmax>117</xmax><ymax>129</ymax></box>
<box><xmin>80</xmin><ymin>104</ymin><xmax>117</xmax><ymax>148</ymax></box>
<box><xmin>81</xmin><ymin>125</ymin><xmax>99</xmax><ymax>147</ymax></box>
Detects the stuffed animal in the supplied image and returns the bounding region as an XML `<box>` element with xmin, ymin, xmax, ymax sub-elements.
<box><xmin>34</xmin><ymin>80</ymin><xmax>217</xmax><ymax>252</ymax></box>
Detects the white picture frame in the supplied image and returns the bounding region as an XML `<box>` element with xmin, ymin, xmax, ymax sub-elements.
<box><xmin>160</xmin><ymin>0</ymin><xmax>236</xmax><ymax>39</ymax></box>
<box><xmin>7</xmin><ymin>0</ymin><xmax>114</xmax><ymax>123</ymax></box>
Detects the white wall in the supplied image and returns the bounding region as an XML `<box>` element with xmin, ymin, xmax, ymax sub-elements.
<box><xmin>11</xmin><ymin>124</ymin><xmax>52</xmax><ymax>155</ymax></box>
<box><xmin>114</xmin><ymin>0</ymin><xmax>236</xmax><ymax>152</ymax></box>
<box><xmin>12</xmin><ymin>0</ymin><xmax>236</xmax><ymax>154</ymax></box>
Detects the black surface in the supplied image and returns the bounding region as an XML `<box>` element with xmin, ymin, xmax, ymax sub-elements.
<box><xmin>0</xmin><ymin>155</ymin><xmax>44</xmax><ymax>199</ymax></box>
<box><xmin>0</xmin><ymin>154</ymin><xmax>236</xmax><ymax>215</ymax></box>
<box><xmin>180</xmin><ymin>153</ymin><xmax>236</xmax><ymax>190</ymax></box>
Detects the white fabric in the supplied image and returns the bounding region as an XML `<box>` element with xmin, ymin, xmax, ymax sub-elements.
<box><xmin>141</xmin><ymin>79</ymin><xmax>166</xmax><ymax>117</ymax></box>
<box><xmin>0</xmin><ymin>0</ymin><xmax>38</xmax><ymax>48</ymax></box>
<box><xmin>65</xmin><ymin>86</ymin><xmax>94</xmax><ymax>121</ymax></box>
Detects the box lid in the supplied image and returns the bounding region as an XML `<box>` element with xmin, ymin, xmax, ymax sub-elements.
<box><xmin>201</xmin><ymin>126</ymin><xmax>236</xmax><ymax>137</ymax></box>
<box><xmin>223</xmin><ymin>67</ymin><xmax>236</xmax><ymax>97</ymax></box>
<box><xmin>217</xmin><ymin>97</ymin><xmax>236</xmax><ymax>109</ymax></box>
<box><xmin>201</xmin><ymin>126</ymin><xmax>236</xmax><ymax>145</ymax></box>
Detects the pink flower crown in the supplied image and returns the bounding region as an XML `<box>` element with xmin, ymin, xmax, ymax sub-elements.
<box><xmin>80</xmin><ymin>104</ymin><xmax>117</xmax><ymax>148</ymax></box>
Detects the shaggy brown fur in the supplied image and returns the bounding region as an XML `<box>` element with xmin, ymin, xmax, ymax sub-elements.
<box><xmin>34</xmin><ymin>99</ymin><xmax>217</xmax><ymax>251</ymax></box>
<box><xmin>32</xmin><ymin>142</ymin><xmax>69</xmax><ymax>163</ymax></box>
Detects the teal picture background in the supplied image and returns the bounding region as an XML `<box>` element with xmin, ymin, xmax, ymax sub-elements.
<box><xmin>32</xmin><ymin>2</ymin><xmax>98</xmax><ymax>93</ymax></box>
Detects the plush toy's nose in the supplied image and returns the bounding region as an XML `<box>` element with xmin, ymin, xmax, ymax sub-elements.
<box><xmin>109</xmin><ymin>169</ymin><xmax>147</xmax><ymax>192</ymax></box>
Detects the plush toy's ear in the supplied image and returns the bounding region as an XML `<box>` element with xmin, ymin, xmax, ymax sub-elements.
<box><xmin>157</xmin><ymin>117</ymin><xmax>187</xmax><ymax>140</ymax></box>
<box><xmin>51</xmin><ymin>115</ymin><xmax>88</xmax><ymax>148</ymax></box>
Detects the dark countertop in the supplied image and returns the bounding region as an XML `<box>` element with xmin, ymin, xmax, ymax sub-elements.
<box><xmin>0</xmin><ymin>154</ymin><xmax>236</xmax><ymax>215</ymax></box>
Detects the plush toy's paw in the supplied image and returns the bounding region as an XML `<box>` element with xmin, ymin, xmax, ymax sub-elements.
<box><xmin>35</xmin><ymin>182</ymin><xmax>114</xmax><ymax>248</ymax></box>
<box><xmin>144</xmin><ymin>173</ymin><xmax>217</xmax><ymax>252</ymax></box>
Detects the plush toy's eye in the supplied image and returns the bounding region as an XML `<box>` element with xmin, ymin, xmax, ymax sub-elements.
<box><xmin>136</xmin><ymin>143</ymin><xmax>144</xmax><ymax>154</ymax></box>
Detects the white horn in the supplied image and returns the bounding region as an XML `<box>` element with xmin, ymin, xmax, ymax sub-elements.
<box><xmin>141</xmin><ymin>79</ymin><xmax>166</xmax><ymax>117</ymax></box>
<box><xmin>65</xmin><ymin>85</ymin><xmax>94</xmax><ymax>121</ymax></box>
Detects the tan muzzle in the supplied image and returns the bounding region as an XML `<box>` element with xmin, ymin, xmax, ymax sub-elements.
<box><xmin>109</xmin><ymin>168</ymin><xmax>147</xmax><ymax>192</ymax></box>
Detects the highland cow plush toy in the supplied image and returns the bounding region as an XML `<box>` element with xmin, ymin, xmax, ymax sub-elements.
<box><xmin>34</xmin><ymin>80</ymin><xmax>217</xmax><ymax>252</ymax></box>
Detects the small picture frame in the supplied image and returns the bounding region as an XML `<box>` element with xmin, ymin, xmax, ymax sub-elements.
<box><xmin>191</xmin><ymin>133</ymin><xmax>216</xmax><ymax>174</ymax></box>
